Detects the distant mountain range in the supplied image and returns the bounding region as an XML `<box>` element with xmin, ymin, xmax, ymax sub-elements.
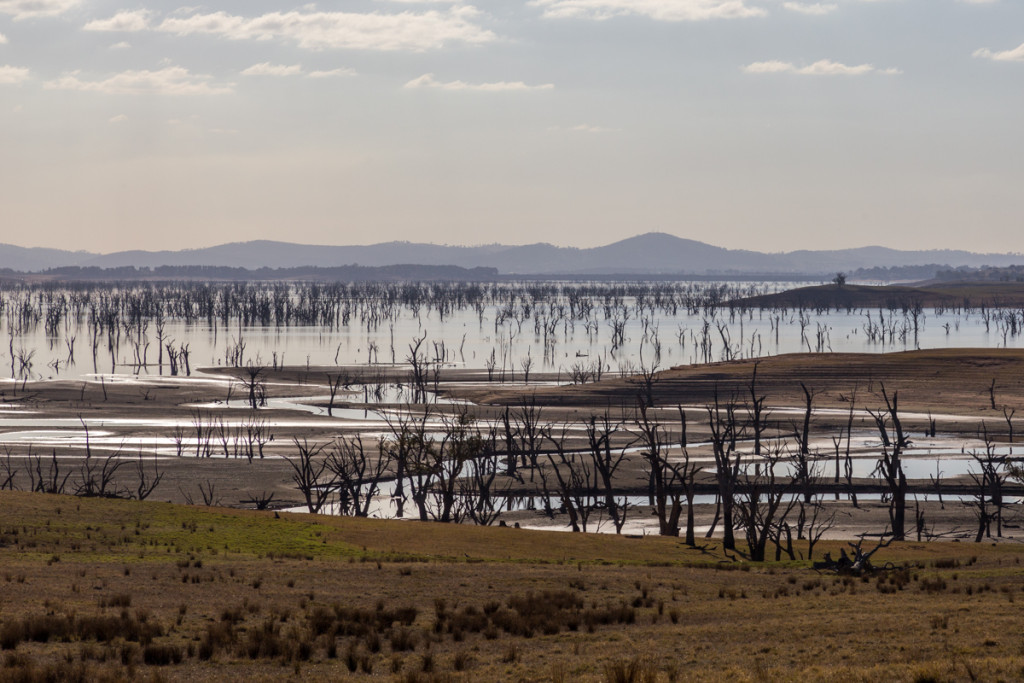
<box><xmin>0</xmin><ymin>233</ymin><xmax>1020</xmax><ymax>277</ymax></box>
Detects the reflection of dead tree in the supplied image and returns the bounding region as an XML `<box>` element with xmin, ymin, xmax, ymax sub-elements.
<box><xmin>868</xmin><ymin>385</ymin><xmax>909</xmax><ymax>540</ymax></box>
<box><xmin>287</xmin><ymin>438</ymin><xmax>337</xmax><ymax>514</ymax></box>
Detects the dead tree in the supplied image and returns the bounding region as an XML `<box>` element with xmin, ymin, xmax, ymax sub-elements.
<box><xmin>461</xmin><ymin>429</ymin><xmax>510</xmax><ymax>526</ymax></box>
<box><xmin>287</xmin><ymin>438</ymin><xmax>337</xmax><ymax>514</ymax></box>
<box><xmin>707</xmin><ymin>389</ymin><xmax>743</xmax><ymax>551</ymax></box>
<box><xmin>734</xmin><ymin>443</ymin><xmax>796</xmax><ymax>562</ymax></box>
<box><xmin>133</xmin><ymin>452</ymin><xmax>163</xmax><ymax>501</ymax></box>
<box><xmin>240</xmin><ymin>362</ymin><xmax>267</xmax><ymax>409</ymax></box>
<box><xmin>28</xmin><ymin>449</ymin><xmax>71</xmax><ymax>494</ymax></box>
<box><xmin>804</xmin><ymin>496</ymin><xmax>840</xmax><ymax>560</ymax></box>
<box><xmin>0</xmin><ymin>447</ymin><xmax>16</xmax><ymax>490</ymax></box>
<box><xmin>325</xmin><ymin>372</ymin><xmax>350</xmax><ymax>417</ymax></box>
<box><xmin>511</xmin><ymin>396</ymin><xmax>546</xmax><ymax>480</ymax></box>
<box><xmin>73</xmin><ymin>418</ymin><xmax>128</xmax><ymax>498</ymax></box>
<box><xmin>544</xmin><ymin>426</ymin><xmax>595</xmax><ymax>533</ymax></box>
<box><xmin>747</xmin><ymin>362</ymin><xmax>768</xmax><ymax>457</ymax></box>
<box><xmin>632</xmin><ymin>402</ymin><xmax>685</xmax><ymax>537</ymax></box>
<box><xmin>380</xmin><ymin>404</ymin><xmax>433</xmax><ymax>519</ymax></box>
<box><xmin>813</xmin><ymin>532</ymin><xmax>895</xmax><ymax>576</ymax></box>
<box><xmin>429</xmin><ymin>409</ymin><xmax>489</xmax><ymax>523</ymax></box>
<box><xmin>966</xmin><ymin>428</ymin><xmax>1010</xmax><ymax>541</ymax></box>
<box><xmin>406</xmin><ymin>332</ymin><xmax>430</xmax><ymax>403</ymax></box>
<box><xmin>869</xmin><ymin>385</ymin><xmax>909</xmax><ymax>541</ymax></box>
<box><xmin>326</xmin><ymin>435</ymin><xmax>390</xmax><ymax>517</ymax></box>
<box><xmin>587</xmin><ymin>411</ymin><xmax>628</xmax><ymax>534</ymax></box>
<box><xmin>632</xmin><ymin>360</ymin><xmax>659</xmax><ymax>408</ymax></box>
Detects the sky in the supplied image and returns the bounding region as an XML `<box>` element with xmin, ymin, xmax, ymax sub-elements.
<box><xmin>0</xmin><ymin>0</ymin><xmax>1022</xmax><ymax>255</ymax></box>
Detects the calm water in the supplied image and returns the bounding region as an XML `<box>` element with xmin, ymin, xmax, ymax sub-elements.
<box><xmin>4</xmin><ymin>280</ymin><xmax>1024</xmax><ymax>382</ymax></box>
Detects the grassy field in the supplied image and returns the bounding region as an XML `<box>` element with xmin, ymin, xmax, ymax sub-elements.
<box><xmin>2</xmin><ymin>491</ymin><xmax>1024</xmax><ymax>682</ymax></box>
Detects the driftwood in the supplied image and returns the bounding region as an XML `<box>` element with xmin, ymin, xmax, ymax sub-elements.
<box><xmin>812</xmin><ymin>533</ymin><xmax>895</xmax><ymax>575</ymax></box>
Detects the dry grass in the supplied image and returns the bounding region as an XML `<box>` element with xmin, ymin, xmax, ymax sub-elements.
<box><xmin>1</xmin><ymin>492</ymin><xmax>1024</xmax><ymax>681</ymax></box>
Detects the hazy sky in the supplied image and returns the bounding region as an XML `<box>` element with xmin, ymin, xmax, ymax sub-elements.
<box><xmin>1</xmin><ymin>0</ymin><xmax>1022</xmax><ymax>254</ymax></box>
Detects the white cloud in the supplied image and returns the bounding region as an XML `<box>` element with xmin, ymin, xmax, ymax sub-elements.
<box><xmin>404</xmin><ymin>73</ymin><xmax>554</xmax><ymax>91</ymax></box>
<box><xmin>307</xmin><ymin>67</ymin><xmax>356</xmax><ymax>78</ymax></box>
<box><xmin>0</xmin><ymin>32</ymin><xmax>7</xmax><ymax>43</ymax></box>
<box><xmin>0</xmin><ymin>64</ymin><xmax>29</xmax><ymax>84</ymax></box>
<box><xmin>0</xmin><ymin>0</ymin><xmax>80</xmax><ymax>20</ymax></box>
<box><xmin>83</xmin><ymin>10</ymin><xmax>151</xmax><ymax>32</ymax></box>
<box><xmin>155</xmin><ymin>7</ymin><xmax>495</xmax><ymax>51</ymax></box>
<box><xmin>570</xmin><ymin>123</ymin><xmax>614</xmax><ymax>133</ymax></box>
<box><xmin>110</xmin><ymin>41</ymin><xmax>131</xmax><ymax>49</ymax></box>
<box><xmin>973</xmin><ymin>42</ymin><xmax>1024</xmax><ymax>62</ymax></box>
<box><xmin>528</xmin><ymin>0</ymin><xmax>765</xmax><ymax>21</ymax></box>
<box><xmin>782</xmin><ymin>2</ymin><xmax>837</xmax><ymax>15</ymax></box>
<box><xmin>743</xmin><ymin>59</ymin><xmax>898</xmax><ymax>75</ymax></box>
<box><xmin>242</xmin><ymin>62</ymin><xmax>303</xmax><ymax>76</ymax></box>
<box><xmin>44</xmin><ymin>66</ymin><xmax>234</xmax><ymax>95</ymax></box>
<box><xmin>108</xmin><ymin>114</ymin><xmax>127</xmax><ymax>124</ymax></box>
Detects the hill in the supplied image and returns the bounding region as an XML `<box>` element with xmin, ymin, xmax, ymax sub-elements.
<box><xmin>2</xmin><ymin>232</ymin><xmax>1022</xmax><ymax>276</ymax></box>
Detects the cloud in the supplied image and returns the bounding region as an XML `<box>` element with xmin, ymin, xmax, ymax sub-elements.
<box><xmin>0</xmin><ymin>33</ymin><xmax>7</xmax><ymax>43</ymax></box>
<box><xmin>110</xmin><ymin>41</ymin><xmax>131</xmax><ymax>49</ymax></box>
<box><xmin>108</xmin><ymin>114</ymin><xmax>127</xmax><ymax>124</ymax></box>
<box><xmin>0</xmin><ymin>0</ymin><xmax>80</xmax><ymax>20</ymax></box>
<box><xmin>242</xmin><ymin>62</ymin><xmax>303</xmax><ymax>76</ymax></box>
<box><xmin>973</xmin><ymin>42</ymin><xmax>1024</xmax><ymax>62</ymax></box>
<box><xmin>743</xmin><ymin>59</ymin><xmax>899</xmax><ymax>75</ymax></box>
<box><xmin>782</xmin><ymin>2</ymin><xmax>837</xmax><ymax>15</ymax></box>
<box><xmin>83</xmin><ymin>9</ymin><xmax>151</xmax><ymax>32</ymax></box>
<box><xmin>43</xmin><ymin>66</ymin><xmax>234</xmax><ymax>95</ymax></box>
<box><xmin>307</xmin><ymin>67</ymin><xmax>356</xmax><ymax>78</ymax></box>
<box><xmin>0</xmin><ymin>64</ymin><xmax>29</xmax><ymax>84</ymax></box>
<box><xmin>404</xmin><ymin>73</ymin><xmax>554</xmax><ymax>91</ymax></box>
<box><xmin>528</xmin><ymin>0</ymin><xmax>765</xmax><ymax>21</ymax></box>
<box><xmin>570</xmin><ymin>123</ymin><xmax>614</xmax><ymax>133</ymax></box>
<box><xmin>153</xmin><ymin>7</ymin><xmax>494</xmax><ymax>51</ymax></box>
